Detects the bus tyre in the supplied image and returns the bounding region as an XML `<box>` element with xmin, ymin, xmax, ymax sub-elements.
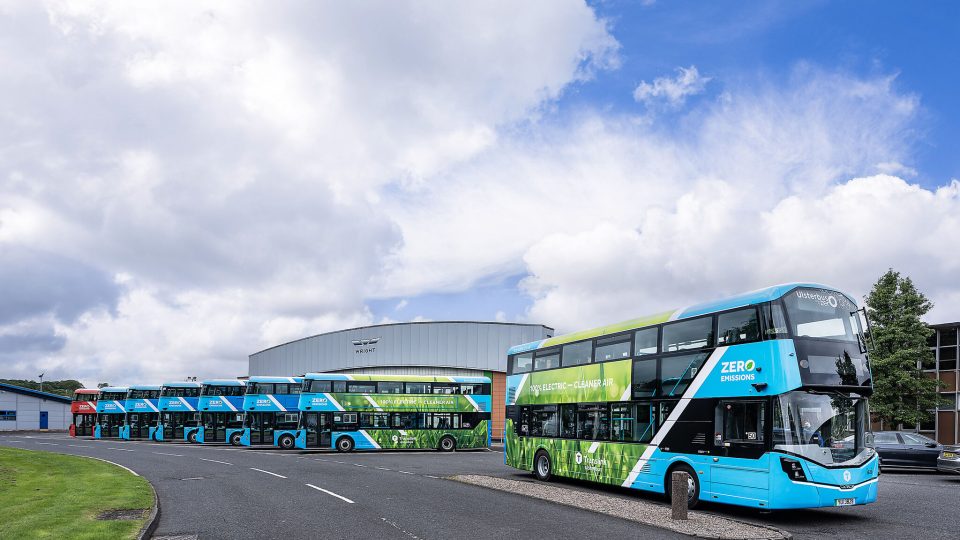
<box><xmin>665</xmin><ymin>464</ymin><xmax>700</xmax><ymax>509</ymax></box>
<box><xmin>188</xmin><ymin>431</ymin><xmax>198</xmax><ymax>444</ymax></box>
<box><xmin>533</xmin><ymin>450</ymin><xmax>552</xmax><ymax>481</ymax></box>
<box><xmin>336</xmin><ymin>436</ymin><xmax>355</xmax><ymax>453</ymax></box>
<box><xmin>278</xmin><ymin>434</ymin><xmax>295</xmax><ymax>450</ymax></box>
<box><xmin>439</xmin><ymin>436</ymin><xmax>456</xmax><ymax>452</ymax></box>
<box><xmin>230</xmin><ymin>432</ymin><xmax>242</xmax><ymax>446</ymax></box>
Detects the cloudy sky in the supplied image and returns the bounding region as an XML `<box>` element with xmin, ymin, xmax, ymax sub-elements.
<box><xmin>2</xmin><ymin>1</ymin><xmax>958</xmax><ymax>387</ymax></box>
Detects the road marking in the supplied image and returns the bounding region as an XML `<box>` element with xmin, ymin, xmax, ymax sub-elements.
<box><xmin>199</xmin><ymin>458</ymin><xmax>233</xmax><ymax>466</ymax></box>
<box><xmin>152</xmin><ymin>451</ymin><xmax>184</xmax><ymax>457</ymax></box>
<box><xmin>250</xmin><ymin>467</ymin><xmax>286</xmax><ymax>479</ymax></box>
<box><xmin>107</xmin><ymin>447</ymin><xmax>135</xmax><ymax>452</ymax></box>
<box><xmin>181</xmin><ymin>477</ymin><xmax>204</xmax><ymax>481</ymax></box>
<box><xmin>398</xmin><ymin>471</ymin><xmax>415</xmax><ymax>475</ymax></box>
<box><xmin>305</xmin><ymin>483</ymin><xmax>355</xmax><ymax>504</ymax></box>
<box><xmin>424</xmin><ymin>475</ymin><xmax>439</xmax><ymax>479</ymax></box>
<box><xmin>380</xmin><ymin>517</ymin><xmax>421</xmax><ymax>539</ymax></box>
<box><xmin>87</xmin><ymin>456</ymin><xmax>140</xmax><ymax>476</ymax></box>
<box><xmin>375</xmin><ymin>466</ymin><xmax>391</xmax><ymax>471</ymax></box>
<box><xmin>353</xmin><ymin>463</ymin><xmax>367</xmax><ymax>467</ymax></box>
<box><xmin>35</xmin><ymin>442</ymin><xmax>59</xmax><ymax>445</ymax></box>
<box><xmin>68</xmin><ymin>444</ymin><xmax>92</xmax><ymax>448</ymax></box>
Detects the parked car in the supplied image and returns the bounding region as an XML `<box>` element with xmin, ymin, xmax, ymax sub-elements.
<box><xmin>937</xmin><ymin>445</ymin><xmax>960</xmax><ymax>474</ymax></box>
<box><xmin>869</xmin><ymin>431</ymin><xmax>942</xmax><ymax>469</ymax></box>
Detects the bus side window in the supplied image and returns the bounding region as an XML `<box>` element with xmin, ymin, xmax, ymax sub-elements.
<box><xmin>715</xmin><ymin>401</ymin><xmax>765</xmax><ymax>445</ymax></box>
<box><xmin>333</xmin><ymin>381</ymin><xmax>347</xmax><ymax>393</ymax></box>
<box><xmin>717</xmin><ymin>308</ymin><xmax>760</xmax><ymax>345</ymax></box>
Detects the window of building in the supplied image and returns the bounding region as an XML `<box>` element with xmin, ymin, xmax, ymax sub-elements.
<box><xmin>562</xmin><ymin>341</ymin><xmax>593</xmax><ymax>367</ymax></box>
<box><xmin>377</xmin><ymin>382</ymin><xmax>403</xmax><ymax>394</ymax></box>
<box><xmin>534</xmin><ymin>350</ymin><xmax>560</xmax><ymax>371</ymax></box>
<box><xmin>528</xmin><ymin>405</ymin><xmax>559</xmax><ymax>437</ymax></box>
<box><xmin>576</xmin><ymin>404</ymin><xmax>610</xmax><ymax>440</ymax></box>
<box><xmin>660</xmin><ymin>353</ymin><xmax>708</xmax><ymax>396</ymax></box>
<box><xmin>632</xmin><ymin>358</ymin><xmax>658</xmax><ymax>398</ymax></box>
<box><xmin>405</xmin><ymin>382</ymin><xmax>431</xmax><ymax>394</ymax></box>
<box><xmin>595</xmin><ymin>335</ymin><xmax>631</xmax><ymax>361</ymax></box>
<box><xmin>717</xmin><ymin>308</ymin><xmax>760</xmax><ymax>345</ymax></box>
<box><xmin>512</xmin><ymin>353</ymin><xmax>533</xmax><ymax>374</ymax></box>
<box><xmin>347</xmin><ymin>382</ymin><xmax>377</xmax><ymax>394</ymax></box>
<box><xmin>634</xmin><ymin>328</ymin><xmax>658</xmax><ymax>355</ymax></box>
<box><xmin>941</xmin><ymin>328</ymin><xmax>958</xmax><ymax>347</ymax></box>
<box><xmin>716</xmin><ymin>401</ymin><xmax>765</xmax><ymax>444</ymax></box>
<box><xmin>939</xmin><ymin>346</ymin><xmax>958</xmax><ymax>370</ymax></box>
<box><xmin>662</xmin><ymin>317</ymin><xmax>713</xmax><ymax>352</ymax></box>
<box><xmin>939</xmin><ymin>393</ymin><xmax>957</xmax><ymax>410</ymax></box>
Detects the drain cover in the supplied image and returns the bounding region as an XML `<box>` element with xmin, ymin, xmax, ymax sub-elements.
<box><xmin>96</xmin><ymin>509</ymin><xmax>147</xmax><ymax>521</ymax></box>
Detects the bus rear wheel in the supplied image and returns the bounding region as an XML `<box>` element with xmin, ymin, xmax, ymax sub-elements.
<box><xmin>665</xmin><ymin>464</ymin><xmax>700</xmax><ymax>509</ymax></box>
<box><xmin>230</xmin><ymin>432</ymin><xmax>242</xmax><ymax>446</ymax></box>
<box><xmin>438</xmin><ymin>436</ymin><xmax>456</xmax><ymax>452</ymax></box>
<box><xmin>336</xmin><ymin>436</ymin><xmax>355</xmax><ymax>453</ymax></box>
<box><xmin>533</xmin><ymin>450</ymin><xmax>552</xmax><ymax>481</ymax></box>
<box><xmin>188</xmin><ymin>431</ymin><xmax>198</xmax><ymax>444</ymax></box>
<box><xmin>278</xmin><ymin>434</ymin><xmax>295</xmax><ymax>450</ymax></box>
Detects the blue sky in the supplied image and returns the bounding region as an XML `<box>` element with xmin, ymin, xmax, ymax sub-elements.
<box><xmin>3</xmin><ymin>1</ymin><xmax>959</xmax><ymax>385</ymax></box>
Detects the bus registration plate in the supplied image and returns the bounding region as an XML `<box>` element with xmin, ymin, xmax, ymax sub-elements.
<box><xmin>835</xmin><ymin>498</ymin><xmax>855</xmax><ymax>507</ymax></box>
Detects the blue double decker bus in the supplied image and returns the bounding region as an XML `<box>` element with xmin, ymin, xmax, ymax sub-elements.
<box><xmin>235</xmin><ymin>376</ymin><xmax>303</xmax><ymax>447</ymax></box>
<box><xmin>505</xmin><ymin>283</ymin><xmax>878</xmax><ymax>510</ymax></box>
<box><xmin>187</xmin><ymin>379</ymin><xmax>246</xmax><ymax>444</ymax></box>
<box><xmin>120</xmin><ymin>385</ymin><xmax>161</xmax><ymax>440</ymax></box>
<box><xmin>152</xmin><ymin>381</ymin><xmax>201</xmax><ymax>442</ymax></box>
<box><xmin>94</xmin><ymin>386</ymin><xmax>128</xmax><ymax>439</ymax></box>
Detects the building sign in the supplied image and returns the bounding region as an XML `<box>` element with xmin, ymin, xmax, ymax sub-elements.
<box><xmin>352</xmin><ymin>337</ymin><xmax>380</xmax><ymax>354</ymax></box>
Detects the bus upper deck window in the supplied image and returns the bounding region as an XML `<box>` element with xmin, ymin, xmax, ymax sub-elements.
<box><xmin>717</xmin><ymin>308</ymin><xmax>760</xmax><ymax>345</ymax></box>
<box><xmin>512</xmin><ymin>353</ymin><xmax>532</xmax><ymax>374</ymax></box>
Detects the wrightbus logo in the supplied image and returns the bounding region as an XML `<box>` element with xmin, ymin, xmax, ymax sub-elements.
<box><xmin>720</xmin><ymin>359</ymin><xmax>757</xmax><ymax>382</ymax></box>
<box><xmin>352</xmin><ymin>337</ymin><xmax>380</xmax><ymax>354</ymax></box>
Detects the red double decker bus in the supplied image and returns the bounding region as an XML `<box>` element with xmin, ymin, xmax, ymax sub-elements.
<box><xmin>71</xmin><ymin>389</ymin><xmax>99</xmax><ymax>437</ymax></box>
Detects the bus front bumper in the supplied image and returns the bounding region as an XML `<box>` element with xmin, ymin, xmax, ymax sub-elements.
<box><xmin>767</xmin><ymin>454</ymin><xmax>879</xmax><ymax>509</ymax></box>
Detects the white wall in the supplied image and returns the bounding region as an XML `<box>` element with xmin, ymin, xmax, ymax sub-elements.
<box><xmin>0</xmin><ymin>389</ymin><xmax>71</xmax><ymax>431</ymax></box>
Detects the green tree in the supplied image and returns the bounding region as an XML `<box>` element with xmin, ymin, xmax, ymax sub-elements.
<box><xmin>865</xmin><ymin>269</ymin><xmax>941</xmax><ymax>429</ymax></box>
<box><xmin>0</xmin><ymin>379</ymin><xmax>85</xmax><ymax>397</ymax></box>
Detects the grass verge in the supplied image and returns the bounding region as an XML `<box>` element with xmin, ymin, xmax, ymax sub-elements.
<box><xmin>0</xmin><ymin>447</ymin><xmax>154</xmax><ymax>540</ymax></box>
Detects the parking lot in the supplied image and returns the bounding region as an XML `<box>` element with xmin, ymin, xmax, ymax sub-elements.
<box><xmin>2</xmin><ymin>434</ymin><xmax>957</xmax><ymax>539</ymax></box>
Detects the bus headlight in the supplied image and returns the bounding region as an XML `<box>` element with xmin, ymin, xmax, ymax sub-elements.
<box><xmin>780</xmin><ymin>457</ymin><xmax>808</xmax><ymax>481</ymax></box>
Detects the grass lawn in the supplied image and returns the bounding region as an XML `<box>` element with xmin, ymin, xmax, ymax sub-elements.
<box><xmin>0</xmin><ymin>447</ymin><xmax>154</xmax><ymax>539</ymax></box>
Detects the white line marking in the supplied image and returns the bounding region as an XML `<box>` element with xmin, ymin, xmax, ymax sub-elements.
<box><xmin>305</xmin><ymin>483</ymin><xmax>355</xmax><ymax>504</ymax></box>
<box><xmin>398</xmin><ymin>471</ymin><xmax>415</xmax><ymax>475</ymax></box>
<box><xmin>86</xmin><ymin>456</ymin><xmax>140</xmax><ymax>476</ymax></box>
<box><xmin>152</xmin><ymin>451</ymin><xmax>184</xmax><ymax>457</ymax></box>
<box><xmin>68</xmin><ymin>444</ymin><xmax>92</xmax><ymax>448</ymax></box>
<box><xmin>199</xmin><ymin>458</ymin><xmax>233</xmax><ymax>466</ymax></box>
<box><xmin>250</xmin><ymin>467</ymin><xmax>287</xmax><ymax>479</ymax></box>
<box><xmin>353</xmin><ymin>463</ymin><xmax>367</xmax><ymax>467</ymax></box>
<box><xmin>35</xmin><ymin>442</ymin><xmax>59</xmax><ymax>445</ymax></box>
<box><xmin>424</xmin><ymin>475</ymin><xmax>439</xmax><ymax>479</ymax></box>
<box><xmin>107</xmin><ymin>447</ymin><xmax>135</xmax><ymax>452</ymax></box>
<box><xmin>375</xmin><ymin>466</ymin><xmax>391</xmax><ymax>470</ymax></box>
<box><xmin>182</xmin><ymin>477</ymin><xmax>204</xmax><ymax>481</ymax></box>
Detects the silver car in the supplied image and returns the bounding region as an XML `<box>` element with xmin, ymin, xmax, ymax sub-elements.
<box><xmin>938</xmin><ymin>445</ymin><xmax>960</xmax><ymax>474</ymax></box>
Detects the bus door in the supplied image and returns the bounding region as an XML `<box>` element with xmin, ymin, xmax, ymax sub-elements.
<box><xmin>303</xmin><ymin>413</ymin><xmax>332</xmax><ymax>448</ymax></box>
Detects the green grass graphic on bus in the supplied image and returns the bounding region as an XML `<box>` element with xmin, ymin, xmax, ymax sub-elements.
<box><xmin>512</xmin><ymin>359</ymin><xmax>632</xmax><ymax>405</ymax></box>
<box><xmin>505</xmin><ymin>419</ymin><xmax>647</xmax><ymax>485</ymax></box>
<box><xmin>334</xmin><ymin>394</ymin><xmax>481</xmax><ymax>412</ymax></box>
<box><xmin>363</xmin><ymin>421</ymin><xmax>489</xmax><ymax>449</ymax></box>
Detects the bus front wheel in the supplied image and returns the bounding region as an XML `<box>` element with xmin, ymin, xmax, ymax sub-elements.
<box><xmin>230</xmin><ymin>432</ymin><xmax>242</xmax><ymax>446</ymax></box>
<box><xmin>336</xmin><ymin>436</ymin><xmax>354</xmax><ymax>453</ymax></box>
<box><xmin>278</xmin><ymin>434</ymin><xmax>295</xmax><ymax>450</ymax></box>
<box><xmin>188</xmin><ymin>431</ymin><xmax>198</xmax><ymax>444</ymax></box>
<box><xmin>533</xmin><ymin>450</ymin><xmax>552</xmax><ymax>481</ymax></box>
<box><xmin>438</xmin><ymin>436</ymin><xmax>456</xmax><ymax>452</ymax></box>
<box><xmin>665</xmin><ymin>464</ymin><xmax>700</xmax><ymax>509</ymax></box>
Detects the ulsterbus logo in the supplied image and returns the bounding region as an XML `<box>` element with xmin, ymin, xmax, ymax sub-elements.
<box><xmin>720</xmin><ymin>359</ymin><xmax>756</xmax><ymax>382</ymax></box>
<box><xmin>796</xmin><ymin>290</ymin><xmax>839</xmax><ymax>308</ymax></box>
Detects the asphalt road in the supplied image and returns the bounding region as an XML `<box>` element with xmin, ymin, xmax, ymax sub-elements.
<box><xmin>2</xmin><ymin>433</ymin><xmax>957</xmax><ymax>539</ymax></box>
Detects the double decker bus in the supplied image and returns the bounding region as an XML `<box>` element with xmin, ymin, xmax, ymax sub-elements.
<box><xmin>185</xmin><ymin>379</ymin><xmax>246</xmax><ymax>444</ymax></box>
<box><xmin>94</xmin><ymin>386</ymin><xmax>128</xmax><ymax>439</ymax></box>
<box><xmin>120</xmin><ymin>385</ymin><xmax>161</xmax><ymax>440</ymax></box>
<box><xmin>505</xmin><ymin>283</ymin><xmax>878</xmax><ymax>510</ymax></box>
<box><xmin>289</xmin><ymin>374</ymin><xmax>491</xmax><ymax>452</ymax></box>
<box><xmin>70</xmin><ymin>389</ymin><xmax>99</xmax><ymax>437</ymax></box>
<box><xmin>234</xmin><ymin>376</ymin><xmax>303</xmax><ymax>447</ymax></box>
<box><xmin>152</xmin><ymin>381</ymin><xmax>201</xmax><ymax>442</ymax></box>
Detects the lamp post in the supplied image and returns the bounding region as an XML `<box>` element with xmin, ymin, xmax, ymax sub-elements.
<box><xmin>38</xmin><ymin>372</ymin><xmax>45</xmax><ymax>393</ymax></box>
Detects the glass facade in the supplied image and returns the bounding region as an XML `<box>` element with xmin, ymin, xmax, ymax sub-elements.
<box><xmin>926</xmin><ymin>324</ymin><xmax>959</xmax><ymax>444</ymax></box>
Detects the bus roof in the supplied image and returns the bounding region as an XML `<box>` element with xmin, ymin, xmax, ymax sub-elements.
<box><xmin>99</xmin><ymin>386</ymin><xmax>128</xmax><ymax>393</ymax></box>
<box><xmin>74</xmin><ymin>389</ymin><xmax>100</xmax><ymax>395</ymax></box>
<box><xmin>304</xmin><ymin>373</ymin><xmax>490</xmax><ymax>384</ymax></box>
<box><xmin>201</xmin><ymin>379</ymin><xmax>246</xmax><ymax>386</ymax></box>
<box><xmin>160</xmin><ymin>381</ymin><xmax>202</xmax><ymax>388</ymax></box>
<box><xmin>128</xmin><ymin>384</ymin><xmax>162</xmax><ymax>391</ymax></box>
<box><xmin>248</xmin><ymin>376</ymin><xmax>303</xmax><ymax>384</ymax></box>
<box><xmin>507</xmin><ymin>282</ymin><xmax>847</xmax><ymax>355</ymax></box>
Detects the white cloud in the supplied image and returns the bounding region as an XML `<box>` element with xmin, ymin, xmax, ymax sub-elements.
<box><xmin>633</xmin><ymin>65</ymin><xmax>710</xmax><ymax>107</ymax></box>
